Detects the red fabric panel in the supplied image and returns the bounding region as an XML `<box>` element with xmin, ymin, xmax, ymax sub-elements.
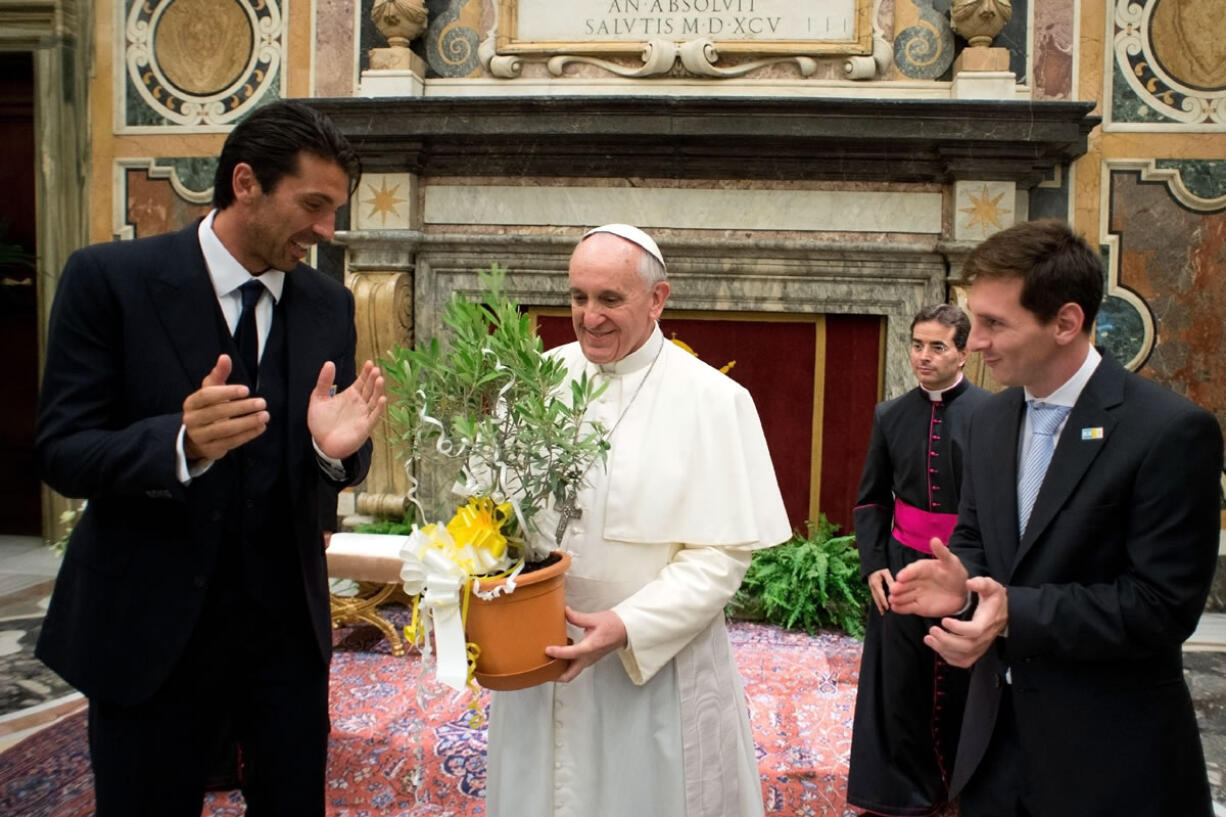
<box><xmin>820</xmin><ymin>315</ymin><xmax>883</xmax><ymax>533</ymax></box>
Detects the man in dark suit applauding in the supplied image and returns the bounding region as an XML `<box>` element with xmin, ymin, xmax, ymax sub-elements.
<box><xmin>35</xmin><ymin>100</ymin><xmax>386</xmax><ymax>816</ymax></box>
<box><xmin>890</xmin><ymin>219</ymin><xmax>1221</xmax><ymax>817</ymax></box>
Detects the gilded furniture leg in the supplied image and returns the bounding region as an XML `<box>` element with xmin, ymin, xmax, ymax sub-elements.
<box><xmin>330</xmin><ymin>581</ymin><xmax>406</xmax><ymax>657</ymax></box>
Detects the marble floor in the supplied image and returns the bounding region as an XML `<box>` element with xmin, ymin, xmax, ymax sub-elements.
<box><xmin>2</xmin><ymin>533</ymin><xmax>1226</xmax><ymax>812</ymax></box>
<box><xmin>0</xmin><ymin>534</ymin><xmax>81</xmax><ymax>753</ymax></box>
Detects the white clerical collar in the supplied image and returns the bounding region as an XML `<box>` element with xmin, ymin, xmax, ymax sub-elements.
<box><xmin>198</xmin><ymin>210</ymin><xmax>285</xmax><ymax>303</ymax></box>
<box><xmin>922</xmin><ymin>373</ymin><xmax>964</xmax><ymax>402</ymax></box>
<box><xmin>598</xmin><ymin>324</ymin><xmax>664</xmax><ymax>376</ymax></box>
<box><xmin>1024</xmin><ymin>344</ymin><xmax>1101</xmax><ymax>408</ymax></box>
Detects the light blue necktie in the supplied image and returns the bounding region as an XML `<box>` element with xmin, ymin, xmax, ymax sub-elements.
<box><xmin>1017</xmin><ymin>401</ymin><xmax>1070</xmax><ymax>536</ymax></box>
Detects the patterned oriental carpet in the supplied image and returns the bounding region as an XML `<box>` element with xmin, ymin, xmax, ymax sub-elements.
<box><xmin>0</xmin><ymin>616</ymin><xmax>865</xmax><ymax>817</ymax></box>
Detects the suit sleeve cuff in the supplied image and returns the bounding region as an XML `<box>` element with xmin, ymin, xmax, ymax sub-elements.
<box><xmin>176</xmin><ymin>424</ymin><xmax>213</xmax><ymax>484</ymax></box>
<box><xmin>313</xmin><ymin>438</ymin><xmax>348</xmax><ymax>481</ymax></box>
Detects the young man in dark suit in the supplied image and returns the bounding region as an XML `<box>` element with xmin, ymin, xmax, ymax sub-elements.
<box><xmin>890</xmin><ymin>218</ymin><xmax>1221</xmax><ymax>817</ymax></box>
<box><xmin>35</xmin><ymin>100</ymin><xmax>386</xmax><ymax>816</ymax></box>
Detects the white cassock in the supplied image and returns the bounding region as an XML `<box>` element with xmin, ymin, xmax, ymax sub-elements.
<box><xmin>486</xmin><ymin>325</ymin><xmax>791</xmax><ymax>817</ymax></box>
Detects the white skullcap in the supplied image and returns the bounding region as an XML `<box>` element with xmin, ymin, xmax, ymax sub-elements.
<box><xmin>581</xmin><ymin>223</ymin><xmax>666</xmax><ymax>270</ymax></box>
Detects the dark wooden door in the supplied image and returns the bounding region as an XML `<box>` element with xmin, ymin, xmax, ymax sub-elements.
<box><xmin>0</xmin><ymin>52</ymin><xmax>41</xmax><ymax>536</ymax></box>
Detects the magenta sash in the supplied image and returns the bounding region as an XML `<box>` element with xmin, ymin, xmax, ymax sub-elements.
<box><xmin>891</xmin><ymin>499</ymin><xmax>957</xmax><ymax>555</ymax></box>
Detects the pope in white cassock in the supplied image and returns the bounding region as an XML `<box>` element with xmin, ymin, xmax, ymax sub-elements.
<box><xmin>485</xmin><ymin>224</ymin><xmax>792</xmax><ymax>817</ymax></box>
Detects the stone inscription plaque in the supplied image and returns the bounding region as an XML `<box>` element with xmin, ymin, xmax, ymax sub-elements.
<box><xmin>500</xmin><ymin>0</ymin><xmax>869</xmax><ymax>55</ymax></box>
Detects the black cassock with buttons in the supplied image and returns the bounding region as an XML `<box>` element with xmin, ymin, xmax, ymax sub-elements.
<box><xmin>846</xmin><ymin>377</ymin><xmax>988</xmax><ymax>816</ymax></box>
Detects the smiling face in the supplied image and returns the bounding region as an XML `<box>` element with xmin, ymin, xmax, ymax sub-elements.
<box><xmin>227</xmin><ymin>151</ymin><xmax>350</xmax><ymax>273</ymax></box>
<box><xmin>966</xmin><ymin>275</ymin><xmax>1065</xmax><ymax>393</ymax></box>
<box><xmin>910</xmin><ymin>320</ymin><xmax>967</xmax><ymax>391</ymax></box>
<box><xmin>568</xmin><ymin>233</ymin><xmax>670</xmax><ymax>365</ymax></box>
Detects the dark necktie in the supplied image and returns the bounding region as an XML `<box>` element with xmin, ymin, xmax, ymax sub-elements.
<box><xmin>234</xmin><ymin>279</ymin><xmax>264</xmax><ymax>384</ymax></box>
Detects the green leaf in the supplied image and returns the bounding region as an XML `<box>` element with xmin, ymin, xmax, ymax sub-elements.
<box><xmin>727</xmin><ymin>515</ymin><xmax>871</xmax><ymax>639</ymax></box>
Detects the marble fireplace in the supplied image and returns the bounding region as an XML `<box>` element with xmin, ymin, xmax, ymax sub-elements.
<box><xmin>313</xmin><ymin>95</ymin><xmax>1098</xmax><ymax>529</ymax></box>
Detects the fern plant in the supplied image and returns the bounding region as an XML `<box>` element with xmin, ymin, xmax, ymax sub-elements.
<box><xmin>728</xmin><ymin>515</ymin><xmax>871</xmax><ymax>639</ymax></box>
<box><xmin>352</xmin><ymin>510</ymin><xmax>417</xmax><ymax>536</ymax></box>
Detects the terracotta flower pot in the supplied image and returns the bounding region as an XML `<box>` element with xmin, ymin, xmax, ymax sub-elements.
<box><xmin>464</xmin><ymin>550</ymin><xmax>570</xmax><ymax>691</ymax></box>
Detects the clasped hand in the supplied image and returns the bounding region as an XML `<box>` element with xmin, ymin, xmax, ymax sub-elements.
<box><xmin>183</xmin><ymin>355</ymin><xmax>386</xmax><ymax>463</ymax></box>
<box><xmin>890</xmin><ymin>538</ymin><xmax>1009</xmax><ymax>668</ymax></box>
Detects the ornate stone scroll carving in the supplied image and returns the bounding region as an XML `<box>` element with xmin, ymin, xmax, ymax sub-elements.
<box><xmin>122</xmin><ymin>0</ymin><xmax>282</xmax><ymax>128</ymax></box>
<box><xmin>539</xmin><ymin>38</ymin><xmax>818</xmax><ymax>78</ymax></box>
<box><xmin>346</xmin><ymin>270</ymin><xmax>413</xmax><ymax>510</ymax></box>
<box><xmin>480</xmin><ymin>0</ymin><xmax>873</xmax><ymax>80</ymax></box>
<box><xmin>843</xmin><ymin>31</ymin><xmax>892</xmax><ymax>79</ymax></box>
<box><xmin>1110</xmin><ymin>0</ymin><xmax>1226</xmax><ymax>129</ymax></box>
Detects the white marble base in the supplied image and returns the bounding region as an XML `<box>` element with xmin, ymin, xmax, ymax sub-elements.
<box><xmin>950</xmin><ymin>71</ymin><xmax>1017</xmax><ymax>100</ymax></box>
<box><xmin>359</xmin><ymin>69</ymin><xmax>426</xmax><ymax>98</ymax></box>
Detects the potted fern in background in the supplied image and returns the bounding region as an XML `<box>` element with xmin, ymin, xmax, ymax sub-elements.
<box><xmin>728</xmin><ymin>514</ymin><xmax>871</xmax><ymax>639</ymax></box>
<box><xmin>378</xmin><ymin>264</ymin><xmax>609</xmax><ymax>692</ymax></box>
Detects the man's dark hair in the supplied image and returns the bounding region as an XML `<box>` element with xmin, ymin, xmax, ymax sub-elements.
<box><xmin>961</xmin><ymin>219</ymin><xmax>1104</xmax><ymax>332</ymax></box>
<box><xmin>910</xmin><ymin>303</ymin><xmax>971</xmax><ymax>350</ymax></box>
<box><xmin>212</xmin><ymin>100</ymin><xmax>361</xmax><ymax>209</ymax></box>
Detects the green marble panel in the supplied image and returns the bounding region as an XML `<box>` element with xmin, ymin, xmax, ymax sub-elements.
<box><xmin>1154</xmin><ymin>160</ymin><xmax>1226</xmax><ymax>201</ymax></box>
<box><xmin>153</xmin><ymin>158</ymin><xmax>218</xmax><ymax>195</ymax></box>
<box><xmin>1111</xmin><ymin>62</ymin><xmax>1170</xmax><ymax>124</ymax></box>
<box><xmin>1094</xmin><ymin>247</ymin><xmax>1149</xmax><ymax>367</ymax></box>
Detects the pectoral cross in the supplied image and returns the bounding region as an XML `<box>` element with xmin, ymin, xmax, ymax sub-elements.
<box><xmin>555</xmin><ymin>496</ymin><xmax>582</xmax><ymax>545</ymax></box>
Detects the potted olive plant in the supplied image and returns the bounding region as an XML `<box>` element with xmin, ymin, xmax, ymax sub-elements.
<box><xmin>381</xmin><ymin>264</ymin><xmax>607</xmax><ymax>692</ymax></box>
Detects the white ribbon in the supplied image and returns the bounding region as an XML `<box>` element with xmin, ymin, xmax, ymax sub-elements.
<box><xmin>398</xmin><ymin>524</ymin><xmax>516</xmax><ymax>691</ymax></box>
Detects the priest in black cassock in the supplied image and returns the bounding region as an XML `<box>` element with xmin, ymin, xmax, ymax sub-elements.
<box><xmin>847</xmin><ymin>304</ymin><xmax>989</xmax><ymax>816</ymax></box>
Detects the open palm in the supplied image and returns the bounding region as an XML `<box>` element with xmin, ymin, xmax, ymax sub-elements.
<box><xmin>308</xmin><ymin>360</ymin><xmax>386</xmax><ymax>460</ymax></box>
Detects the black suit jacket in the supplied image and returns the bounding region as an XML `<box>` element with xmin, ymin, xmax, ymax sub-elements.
<box><xmin>949</xmin><ymin>351</ymin><xmax>1221</xmax><ymax>816</ymax></box>
<box><xmin>35</xmin><ymin>221</ymin><xmax>370</xmax><ymax>706</ymax></box>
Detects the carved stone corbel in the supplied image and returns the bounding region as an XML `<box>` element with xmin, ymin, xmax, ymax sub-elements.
<box><xmin>346</xmin><ymin>270</ymin><xmax>413</xmax><ymax>511</ymax></box>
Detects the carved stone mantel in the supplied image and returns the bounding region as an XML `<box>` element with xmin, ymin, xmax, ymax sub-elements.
<box><xmin>311</xmin><ymin>95</ymin><xmax>1098</xmax><ymax>187</ymax></box>
<box><xmin>319</xmin><ymin>94</ymin><xmax>1099</xmax><ymax>513</ymax></box>
<box><xmin>338</xmin><ymin>229</ymin><xmax>949</xmax><ymax>510</ymax></box>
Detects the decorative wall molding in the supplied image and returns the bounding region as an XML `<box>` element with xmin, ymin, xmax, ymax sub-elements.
<box><xmin>1144</xmin><ymin>160</ymin><xmax>1226</xmax><ymax>211</ymax></box>
<box><xmin>112</xmin><ymin>158</ymin><xmax>213</xmax><ymax>240</ymax></box>
<box><xmin>118</xmin><ymin>0</ymin><xmax>285</xmax><ymax>131</ymax></box>
<box><xmin>1097</xmin><ymin>159</ymin><xmax>1161</xmax><ymax>371</ymax></box>
<box><xmin>1107</xmin><ymin>0</ymin><xmax>1226</xmax><ymax>131</ymax></box>
<box><xmin>0</xmin><ymin>0</ymin><xmax>78</xmax><ymax>48</ymax></box>
<box><xmin>476</xmin><ymin>0</ymin><xmax>880</xmax><ymax>80</ymax></box>
<box><xmin>309</xmin><ymin>96</ymin><xmax>1098</xmax><ymax>187</ymax></box>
